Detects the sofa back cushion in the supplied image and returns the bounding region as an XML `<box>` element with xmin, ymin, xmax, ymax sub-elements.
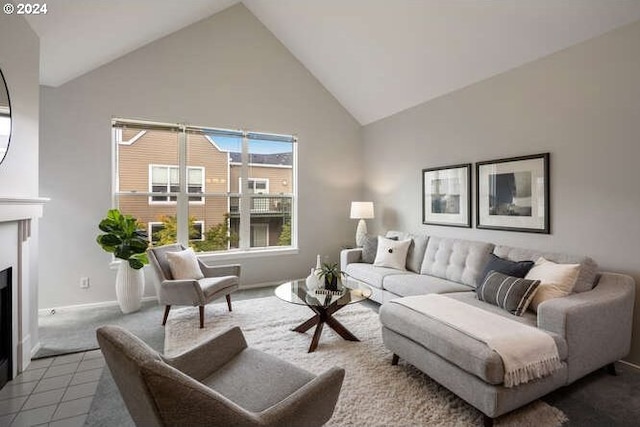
<box><xmin>420</xmin><ymin>237</ymin><xmax>494</xmax><ymax>287</ymax></box>
<box><xmin>493</xmin><ymin>245</ymin><xmax>598</xmax><ymax>293</ymax></box>
<box><xmin>385</xmin><ymin>231</ymin><xmax>429</xmax><ymax>273</ymax></box>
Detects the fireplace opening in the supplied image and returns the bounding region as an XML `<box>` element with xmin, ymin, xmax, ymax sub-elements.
<box><xmin>0</xmin><ymin>267</ymin><xmax>11</xmax><ymax>390</ymax></box>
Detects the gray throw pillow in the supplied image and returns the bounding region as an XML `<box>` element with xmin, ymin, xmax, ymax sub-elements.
<box><xmin>361</xmin><ymin>234</ymin><xmax>397</xmax><ymax>264</ymax></box>
<box><xmin>480</xmin><ymin>254</ymin><xmax>534</xmax><ymax>283</ymax></box>
<box><xmin>476</xmin><ymin>271</ymin><xmax>540</xmax><ymax>316</ymax></box>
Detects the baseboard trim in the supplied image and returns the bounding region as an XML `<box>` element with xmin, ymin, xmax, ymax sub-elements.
<box><xmin>38</xmin><ymin>281</ymin><xmax>292</xmax><ymax>314</ymax></box>
<box><xmin>39</xmin><ymin>296</ymin><xmax>159</xmax><ymax>315</ymax></box>
<box><xmin>619</xmin><ymin>360</ymin><xmax>640</xmax><ymax>371</ymax></box>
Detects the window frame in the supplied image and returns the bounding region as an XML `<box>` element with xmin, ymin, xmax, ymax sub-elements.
<box><xmin>112</xmin><ymin>118</ymin><xmax>298</xmax><ymax>257</ymax></box>
<box><xmin>148</xmin><ymin>164</ymin><xmax>205</xmax><ymax>205</ymax></box>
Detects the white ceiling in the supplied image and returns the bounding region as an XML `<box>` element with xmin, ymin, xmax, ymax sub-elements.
<box><xmin>25</xmin><ymin>0</ymin><xmax>640</xmax><ymax>125</ymax></box>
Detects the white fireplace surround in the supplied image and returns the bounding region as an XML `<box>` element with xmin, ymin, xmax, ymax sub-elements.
<box><xmin>0</xmin><ymin>197</ymin><xmax>47</xmax><ymax>378</ymax></box>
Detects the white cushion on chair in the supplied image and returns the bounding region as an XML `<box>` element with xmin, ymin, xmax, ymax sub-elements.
<box><xmin>166</xmin><ymin>248</ymin><xmax>204</xmax><ymax>280</ymax></box>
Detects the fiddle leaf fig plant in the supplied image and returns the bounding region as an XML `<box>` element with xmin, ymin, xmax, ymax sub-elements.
<box><xmin>96</xmin><ymin>209</ymin><xmax>149</xmax><ymax>270</ymax></box>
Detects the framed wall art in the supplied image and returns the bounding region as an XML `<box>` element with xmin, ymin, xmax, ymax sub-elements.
<box><xmin>422</xmin><ymin>163</ymin><xmax>471</xmax><ymax>228</ymax></box>
<box><xmin>476</xmin><ymin>153</ymin><xmax>550</xmax><ymax>233</ymax></box>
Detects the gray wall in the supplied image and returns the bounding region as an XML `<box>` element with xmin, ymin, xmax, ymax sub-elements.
<box><xmin>0</xmin><ymin>12</ymin><xmax>41</xmax><ymax>353</ymax></box>
<box><xmin>39</xmin><ymin>4</ymin><xmax>361</xmax><ymax>308</ymax></box>
<box><xmin>362</xmin><ymin>20</ymin><xmax>640</xmax><ymax>365</ymax></box>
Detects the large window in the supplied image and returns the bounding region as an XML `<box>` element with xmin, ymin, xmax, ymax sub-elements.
<box><xmin>113</xmin><ymin>119</ymin><xmax>296</xmax><ymax>254</ymax></box>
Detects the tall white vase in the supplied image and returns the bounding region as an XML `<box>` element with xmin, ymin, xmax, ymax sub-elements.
<box><xmin>115</xmin><ymin>261</ymin><xmax>144</xmax><ymax>314</ymax></box>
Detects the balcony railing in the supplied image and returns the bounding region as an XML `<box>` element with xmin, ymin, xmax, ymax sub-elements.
<box><xmin>229</xmin><ymin>196</ymin><xmax>292</xmax><ymax>216</ymax></box>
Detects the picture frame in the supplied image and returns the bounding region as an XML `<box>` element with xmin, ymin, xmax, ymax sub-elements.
<box><xmin>422</xmin><ymin>163</ymin><xmax>471</xmax><ymax>228</ymax></box>
<box><xmin>476</xmin><ymin>153</ymin><xmax>550</xmax><ymax>233</ymax></box>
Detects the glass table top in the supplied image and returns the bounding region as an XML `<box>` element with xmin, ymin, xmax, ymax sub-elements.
<box><xmin>275</xmin><ymin>278</ymin><xmax>372</xmax><ymax>308</ymax></box>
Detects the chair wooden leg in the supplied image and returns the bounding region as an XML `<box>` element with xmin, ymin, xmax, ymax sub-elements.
<box><xmin>199</xmin><ymin>306</ymin><xmax>205</xmax><ymax>328</ymax></box>
<box><xmin>226</xmin><ymin>294</ymin><xmax>232</xmax><ymax>312</ymax></box>
<box><xmin>607</xmin><ymin>363</ymin><xmax>617</xmax><ymax>376</ymax></box>
<box><xmin>392</xmin><ymin>354</ymin><xmax>399</xmax><ymax>365</ymax></box>
<box><xmin>162</xmin><ymin>305</ymin><xmax>171</xmax><ymax>326</ymax></box>
<box><xmin>483</xmin><ymin>414</ymin><xmax>494</xmax><ymax>427</ymax></box>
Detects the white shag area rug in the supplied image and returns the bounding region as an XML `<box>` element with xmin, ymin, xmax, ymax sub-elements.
<box><xmin>164</xmin><ymin>297</ymin><xmax>567</xmax><ymax>427</ymax></box>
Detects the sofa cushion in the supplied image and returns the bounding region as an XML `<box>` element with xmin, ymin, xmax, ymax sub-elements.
<box><xmin>406</xmin><ymin>234</ymin><xmax>429</xmax><ymax>273</ymax></box>
<box><xmin>476</xmin><ymin>272</ymin><xmax>540</xmax><ymax>316</ymax></box>
<box><xmin>344</xmin><ymin>263</ymin><xmax>408</xmax><ymax>289</ymax></box>
<box><xmin>362</xmin><ymin>234</ymin><xmax>397</xmax><ymax>264</ymax></box>
<box><xmin>480</xmin><ymin>253</ymin><xmax>534</xmax><ymax>283</ymax></box>
<box><xmin>493</xmin><ymin>245</ymin><xmax>597</xmax><ymax>293</ymax></box>
<box><xmin>383</xmin><ymin>274</ymin><xmax>474</xmax><ymax>297</ymax></box>
<box><xmin>420</xmin><ymin>237</ymin><xmax>494</xmax><ymax>287</ymax></box>
<box><xmin>380</xmin><ymin>294</ymin><xmax>567</xmax><ymax>385</ymax></box>
<box><xmin>525</xmin><ymin>257</ymin><xmax>581</xmax><ymax>311</ymax></box>
<box><xmin>374</xmin><ymin>237</ymin><xmax>412</xmax><ymax>270</ymax></box>
<box><xmin>384</xmin><ymin>231</ymin><xmax>429</xmax><ymax>273</ymax></box>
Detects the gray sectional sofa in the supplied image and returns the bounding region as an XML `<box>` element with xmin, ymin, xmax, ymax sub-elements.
<box><xmin>340</xmin><ymin>232</ymin><xmax>635</xmax><ymax>423</ymax></box>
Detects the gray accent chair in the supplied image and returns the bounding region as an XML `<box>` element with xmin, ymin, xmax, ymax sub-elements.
<box><xmin>148</xmin><ymin>244</ymin><xmax>240</xmax><ymax>328</ymax></box>
<box><xmin>97</xmin><ymin>325</ymin><xmax>345</xmax><ymax>427</ymax></box>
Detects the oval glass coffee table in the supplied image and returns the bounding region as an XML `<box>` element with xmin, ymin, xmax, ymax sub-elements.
<box><xmin>275</xmin><ymin>279</ymin><xmax>372</xmax><ymax>353</ymax></box>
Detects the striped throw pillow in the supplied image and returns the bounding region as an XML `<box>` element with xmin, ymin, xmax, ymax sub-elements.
<box><xmin>476</xmin><ymin>271</ymin><xmax>540</xmax><ymax>316</ymax></box>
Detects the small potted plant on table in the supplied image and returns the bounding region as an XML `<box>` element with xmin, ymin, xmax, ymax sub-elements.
<box><xmin>316</xmin><ymin>262</ymin><xmax>342</xmax><ymax>291</ymax></box>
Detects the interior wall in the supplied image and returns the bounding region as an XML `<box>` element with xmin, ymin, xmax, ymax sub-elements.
<box><xmin>39</xmin><ymin>4</ymin><xmax>361</xmax><ymax>308</ymax></box>
<box><xmin>0</xmin><ymin>13</ymin><xmax>41</xmax><ymax>354</ymax></box>
<box><xmin>362</xmin><ymin>20</ymin><xmax>640</xmax><ymax>365</ymax></box>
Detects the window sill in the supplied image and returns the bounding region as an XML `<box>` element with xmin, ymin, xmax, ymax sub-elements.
<box><xmin>110</xmin><ymin>248</ymin><xmax>299</xmax><ymax>269</ymax></box>
<box><xmin>198</xmin><ymin>247</ymin><xmax>299</xmax><ymax>262</ymax></box>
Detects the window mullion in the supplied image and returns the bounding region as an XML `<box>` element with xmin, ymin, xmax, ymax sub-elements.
<box><xmin>239</xmin><ymin>134</ymin><xmax>251</xmax><ymax>250</ymax></box>
<box><xmin>176</xmin><ymin>126</ymin><xmax>189</xmax><ymax>246</ymax></box>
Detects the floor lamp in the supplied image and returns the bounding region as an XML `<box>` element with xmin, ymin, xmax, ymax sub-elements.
<box><xmin>350</xmin><ymin>202</ymin><xmax>374</xmax><ymax>247</ymax></box>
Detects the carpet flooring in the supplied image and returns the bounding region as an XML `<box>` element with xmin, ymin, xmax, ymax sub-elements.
<box><xmin>35</xmin><ymin>300</ymin><xmax>165</xmax><ymax>359</ymax></box>
<box><xmin>34</xmin><ymin>287</ymin><xmax>640</xmax><ymax>426</ymax></box>
<box><xmin>165</xmin><ymin>297</ymin><xmax>567</xmax><ymax>427</ymax></box>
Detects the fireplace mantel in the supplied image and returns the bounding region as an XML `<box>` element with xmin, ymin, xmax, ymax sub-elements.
<box><xmin>0</xmin><ymin>196</ymin><xmax>48</xmax><ymax>379</ymax></box>
<box><xmin>0</xmin><ymin>197</ymin><xmax>49</xmax><ymax>222</ymax></box>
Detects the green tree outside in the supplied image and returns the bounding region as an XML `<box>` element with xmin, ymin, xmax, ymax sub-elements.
<box><xmin>153</xmin><ymin>214</ymin><xmax>235</xmax><ymax>252</ymax></box>
<box><xmin>278</xmin><ymin>220</ymin><xmax>291</xmax><ymax>246</ymax></box>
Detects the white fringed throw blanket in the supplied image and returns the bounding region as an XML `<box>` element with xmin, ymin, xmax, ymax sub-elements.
<box><xmin>394</xmin><ymin>294</ymin><xmax>562</xmax><ymax>387</ymax></box>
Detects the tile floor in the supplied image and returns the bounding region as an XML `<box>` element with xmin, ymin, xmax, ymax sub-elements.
<box><xmin>0</xmin><ymin>350</ymin><xmax>105</xmax><ymax>427</ymax></box>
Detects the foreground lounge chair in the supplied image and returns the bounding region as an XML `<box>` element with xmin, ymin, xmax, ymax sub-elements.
<box><xmin>97</xmin><ymin>325</ymin><xmax>345</xmax><ymax>427</ymax></box>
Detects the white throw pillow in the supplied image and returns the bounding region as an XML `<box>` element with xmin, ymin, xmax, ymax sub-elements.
<box><xmin>166</xmin><ymin>248</ymin><xmax>204</xmax><ymax>280</ymax></box>
<box><xmin>373</xmin><ymin>236</ymin><xmax>412</xmax><ymax>270</ymax></box>
<box><xmin>525</xmin><ymin>257</ymin><xmax>580</xmax><ymax>311</ymax></box>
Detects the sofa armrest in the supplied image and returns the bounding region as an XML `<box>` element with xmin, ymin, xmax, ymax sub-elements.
<box><xmin>537</xmin><ymin>272</ymin><xmax>635</xmax><ymax>383</ymax></box>
<box><xmin>162</xmin><ymin>326</ymin><xmax>248</xmax><ymax>380</ymax></box>
<box><xmin>340</xmin><ymin>248</ymin><xmax>363</xmax><ymax>272</ymax></box>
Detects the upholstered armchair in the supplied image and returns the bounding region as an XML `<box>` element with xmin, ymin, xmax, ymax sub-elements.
<box><xmin>148</xmin><ymin>244</ymin><xmax>240</xmax><ymax>328</ymax></box>
<box><xmin>97</xmin><ymin>325</ymin><xmax>345</xmax><ymax>427</ymax></box>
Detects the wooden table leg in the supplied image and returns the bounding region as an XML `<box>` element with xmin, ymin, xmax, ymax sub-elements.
<box><xmin>292</xmin><ymin>314</ymin><xmax>320</xmax><ymax>333</ymax></box>
<box><xmin>325</xmin><ymin>316</ymin><xmax>359</xmax><ymax>341</ymax></box>
<box><xmin>293</xmin><ymin>302</ymin><xmax>362</xmax><ymax>352</ymax></box>
<box><xmin>308</xmin><ymin>321</ymin><xmax>324</xmax><ymax>353</ymax></box>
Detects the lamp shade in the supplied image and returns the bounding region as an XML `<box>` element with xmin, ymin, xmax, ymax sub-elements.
<box><xmin>350</xmin><ymin>202</ymin><xmax>374</xmax><ymax>219</ymax></box>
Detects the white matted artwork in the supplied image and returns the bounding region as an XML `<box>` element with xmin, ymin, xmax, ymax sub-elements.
<box><xmin>476</xmin><ymin>153</ymin><xmax>549</xmax><ymax>233</ymax></box>
<box><xmin>422</xmin><ymin>163</ymin><xmax>471</xmax><ymax>228</ymax></box>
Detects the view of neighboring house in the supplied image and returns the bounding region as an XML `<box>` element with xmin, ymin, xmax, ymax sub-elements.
<box><xmin>116</xmin><ymin>127</ymin><xmax>293</xmax><ymax>251</ymax></box>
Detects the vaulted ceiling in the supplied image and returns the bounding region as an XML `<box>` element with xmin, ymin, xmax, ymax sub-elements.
<box><xmin>25</xmin><ymin>0</ymin><xmax>640</xmax><ymax>125</ymax></box>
